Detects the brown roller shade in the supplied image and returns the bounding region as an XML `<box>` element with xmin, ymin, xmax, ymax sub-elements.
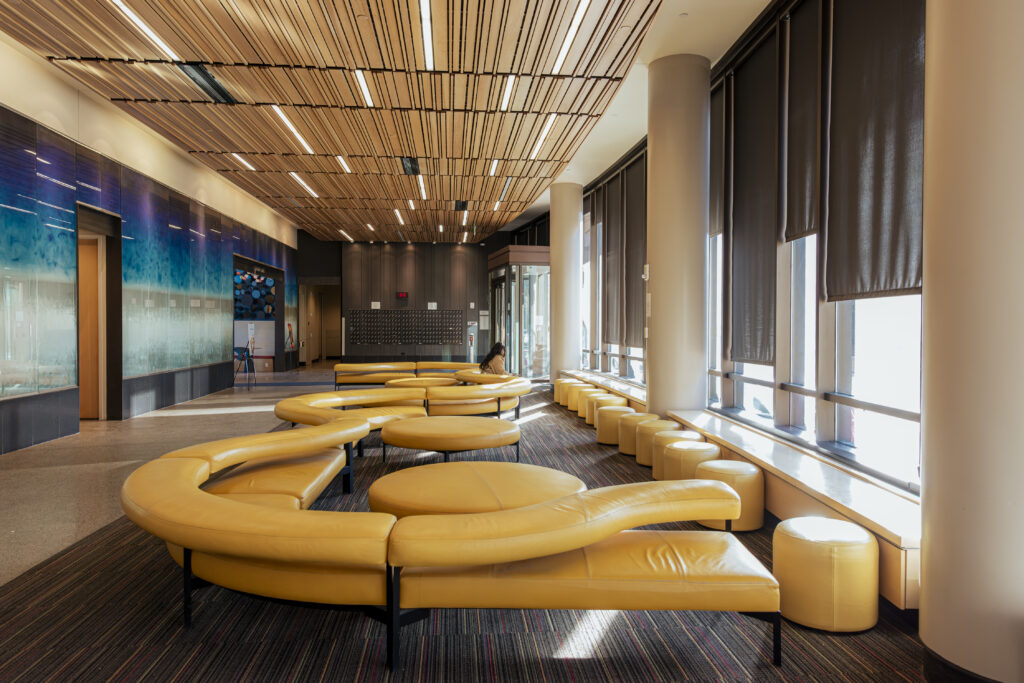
<box><xmin>602</xmin><ymin>176</ymin><xmax>622</xmax><ymax>346</ymax></box>
<box><xmin>783</xmin><ymin>0</ymin><xmax>821</xmax><ymax>242</ymax></box>
<box><xmin>824</xmin><ymin>0</ymin><xmax>924</xmax><ymax>300</ymax></box>
<box><xmin>710</xmin><ymin>84</ymin><xmax>726</xmax><ymax>237</ymax></box>
<box><xmin>730</xmin><ymin>31</ymin><xmax>778</xmax><ymax>364</ymax></box>
<box><xmin>623</xmin><ymin>155</ymin><xmax>646</xmax><ymax>349</ymax></box>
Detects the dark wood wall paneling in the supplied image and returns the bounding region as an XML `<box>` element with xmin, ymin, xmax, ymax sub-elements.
<box><xmin>341</xmin><ymin>243</ymin><xmax>491</xmax><ymax>361</ymax></box>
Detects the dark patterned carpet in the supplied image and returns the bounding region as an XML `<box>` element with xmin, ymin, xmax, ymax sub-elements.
<box><xmin>0</xmin><ymin>389</ymin><xmax>924</xmax><ymax>681</ymax></box>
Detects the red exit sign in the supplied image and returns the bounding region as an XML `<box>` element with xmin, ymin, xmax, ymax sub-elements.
<box><xmin>396</xmin><ymin>291</ymin><xmax>408</xmax><ymax>299</ymax></box>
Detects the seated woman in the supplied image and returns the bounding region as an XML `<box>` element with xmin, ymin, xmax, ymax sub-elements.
<box><xmin>479</xmin><ymin>342</ymin><xmax>507</xmax><ymax>374</ymax></box>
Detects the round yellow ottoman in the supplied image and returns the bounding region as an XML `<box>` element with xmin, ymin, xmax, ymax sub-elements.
<box><xmin>565</xmin><ymin>383</ymin><xmax>594</xmax><ymax>411</ymax></box>
<box><xmin>773</xmin><ymin>517</ymin><xmax>879</xmax><ymax>631</ymax></box>
<box><xmin>588</xmin><ymin>394</ymin><xmax>628</xmax><ymax>425</ymax></box>
<box><xmin>651</xmin><ymin>430</ymin><xmax>703</xmax><ymax>480</ymax></box>
<box><xmin>576</xmin><ymin>388</ymin><xmax>607</xmax><ymax>418</ymax></box>
<box><xmin>596</xmin><ymin>406</ymin><xmax>635</xmax><ymax>444</ymax></box>
<box><xmin>634</xmin><ymin>420</ymin><xmax>680</xmax><ymax>466</ymax></box>
<box><xmin>694</xmin><ymin>460</ymin><xmax>764</xmax><ymax>531</ymax></box>
<box><xmin>662</xmin><ymin>441</ymin><xmax>721</xmax><ymax>480</ymax></box>
<box><xmin>618</xmin><ymin>413</ymin><xmax>660</xmax><ymax>456</ymax></box>
<box><xmin>554</xmin><ymin>379</ymin><xmax>584</xmax><ymax>404</ymax></box>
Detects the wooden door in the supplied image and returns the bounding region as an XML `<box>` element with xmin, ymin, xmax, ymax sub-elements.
<box><xmin>78</xmin><ymin>240</ymin><xmax>99</xmax><ymax>419</ymax></box>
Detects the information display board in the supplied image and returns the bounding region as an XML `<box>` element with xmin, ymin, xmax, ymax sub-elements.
<box><xmin>347</xmin><ymin>309</ymin><xmax>464</xmax><ymax>345</ymax></box>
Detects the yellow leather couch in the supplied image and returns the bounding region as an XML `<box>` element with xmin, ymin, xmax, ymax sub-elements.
<box><xmin>334</xmin><ymin>361</ymin><xmax>480</xmax><ymax>387</ymax></box>
<box><xmin>121</xmin><ymin>425</ymin><xmax>782</xmax><ymax>671</ymax></box>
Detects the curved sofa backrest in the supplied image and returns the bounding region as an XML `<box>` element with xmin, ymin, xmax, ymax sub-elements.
<box><xmin>415</xmin><ymin>362</ymin><xmax>477</xmax><ymax>371</ymax></box>
<box><xmin>454</xmin><ymin>369</ymin><xmax>519</xmax><ymax>384</ymax></box>
<box><xmin>122</xmin><ymin>457</ymin><xmax>395</xmax><ymax>567</ymax></box>
<box><xmin>335</xmin><ymin>362</ymin><xmax>416</xmax><ymax>373</ymax></box>
<box><xmin>426</xmin><ymin>377</ymin><xmax>531</xmax><ymax>401</ymax></box>
<box><xmin>387</xmin><ymin>479</ymin><xmax>740</xmax><ymax>567</ymax></box>
<box><xmin>162</xmin><ymin>418</ymin><xmax>370</xmax><ymax>473</ymax></box>
<box><xmin>275</xmin><ymin>388</ymin><xmax>426</xmax><ymax>425</ymax></box>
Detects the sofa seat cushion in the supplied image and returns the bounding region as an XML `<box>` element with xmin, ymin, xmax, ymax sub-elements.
<box><xmin>381</xmin><ymin>416</ymin><xmax>520</xmax><ymax>452</ymax></box>
<box><xmin>399</xmin><ymin>530</ymin><xmax>779</xmax><ymax>613</ymax></box>
<box><xmin>204</xmin><ymin>450</ymin><xmax>347</xmax><ymax>508</ymax></box>
<box><xmin>343</xmin><ymin>406</ymin><xmax>427</xmax><ymax>429</ymax></box>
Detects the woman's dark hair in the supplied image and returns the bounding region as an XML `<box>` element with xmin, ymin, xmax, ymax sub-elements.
<box><xmin>480</xmin><ymin>342</ymin><xmax>505</xmax><ymax>371</ymax></box>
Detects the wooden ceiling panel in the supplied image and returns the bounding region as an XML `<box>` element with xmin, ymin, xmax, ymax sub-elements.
<box><xmin>0</xmin><ymin>0</ymin><xmax>659</xmax><ymax>240</ymax></box>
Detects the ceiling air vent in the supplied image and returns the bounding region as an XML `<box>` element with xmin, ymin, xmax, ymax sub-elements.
<box><xmin>400</xmin><ymin>157</ymin><xmax>420</xmax><ymax>175</ymax></box>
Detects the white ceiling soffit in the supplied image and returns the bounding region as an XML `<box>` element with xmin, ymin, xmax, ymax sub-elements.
<box><xmin>511</xmin><ymin>0</ymin><xmax>768</xmax><ymax>224</ymax></box>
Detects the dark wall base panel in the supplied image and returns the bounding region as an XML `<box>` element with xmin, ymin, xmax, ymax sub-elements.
<box><xmin>0</xmin><ymin>388</ymin><xmax>80</xmax><ymax>455</ymax></box>
<box><xmin>122</xmin><ymin>362</ymin><xmax>233</xmax><ymax>419</ymax></box>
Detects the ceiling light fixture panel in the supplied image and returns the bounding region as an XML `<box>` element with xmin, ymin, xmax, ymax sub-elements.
<box><xmin>489</xmin><ymin>159</ymin><xmax>498</xmax><ymax>176</ymax></box>
<box><xmin>530</xmin><ymin>114</ymin><xmax>557</xmax><ymax>160</ymax></box>
<box><xmin>272</xmin><ymin>105</ymin><xmax>314</xmax><ymax>154</ymax></box>
<box><xmin>110</xmin><ymin>0</ymin><xmax>180</xmax><ymax>61</ymax></box>
<box><xmin>339</xmin><ymin>229</ymin><xmax>354</xmax><ymax>242</ymax></box>
<box><xmin>288</xmin><ymin>171</ymin><xmax>318</xmax><ymax>197</ymax></box>
<box><xmin>394</xmin><ymin>209</ymin><xmax>404</xmax><ymax>225</ymax></box>
<box><xmin>354</xmin><ymin>70</ymin><xmax>374</xmax><ymax>107</ymax></box>
<box><xmin>420</xmin><ymin>0</ymin><xmax>434</xmax><ymax>70</ymax></box>
<box><xmin>417</xmin><ymin>174</ymin><xmax>427</xmax><ymax>200</ymax></box>
<box><xmin>552</xmin><ymin>0</ymin><xmax>591</xmax><ymax>74</ymax></box>
<box><xmin>231</xmin><ymin>153</ymin><xmax>255</xmax><ymax>171</ymax></box>
<box><xmin>336</xmin><ymin>155</ymin><xmax>352</xmax><ymax>172</ymax></box>
<box><xmin>500</xmin><ymin>75</ymin><xmax>515</xmax><ymax>111</ymax></box>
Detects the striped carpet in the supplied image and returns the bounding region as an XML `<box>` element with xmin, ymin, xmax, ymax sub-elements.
<box><xmin>0</xmin><ymin>390</ymin><xmax>924</xmax><ymax>682</ymax></box>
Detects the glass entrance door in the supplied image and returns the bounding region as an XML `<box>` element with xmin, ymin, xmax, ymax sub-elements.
<box><xmin>488</xmin><ymin>263</ymin><xmax>549</xmax><ymax>379</ymax></box>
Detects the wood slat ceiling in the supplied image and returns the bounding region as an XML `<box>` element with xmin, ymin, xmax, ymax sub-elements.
<box><xmin>0</xmin><ymin>0</ymin><xmax>660</xmax><ymax>242</ymax></box>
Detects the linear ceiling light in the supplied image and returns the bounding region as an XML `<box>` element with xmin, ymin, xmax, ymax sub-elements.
<box><xmin>231</xmin><ymin>153</ymin><xmax>255</xmax><ymax>171</ymax></box>
<box><xmin>272</xmin><ymin>105</ymin><xmax>314</xmax><ymax>154</ymax></box>
<box><xmin>462</xmin><ymin>210</ymin><xmax>468</xmax><ymax>226</ymax></box>
<box><xmin>366</xmin><ymin>223</ymin><xmax>375</xmax><ymax>232</ymax></box>
<box><xmin>493</xmin><ymin>201</ymin><xmax>500</xmax><ymax>211</ymax></box>
<box><xmin>394</xmin><ymin>209</ymin><xmax>404</xmax><ymax>225</ymax></box>
<box><xmin>489</xmin><ymin>159</ymin><xmax>498</xmax><ymax>176</ymax></box>
<box><xmin>288</xmin><ymin>171</ymin><xmax>318</xmax><ymax>197</ymax></box>
<box><xmin>500</xmin><ymin>75</ymin><xmax>515</xmax><ymax>111</ymax></box>
<box><xmin>462</xmin><ymin>231</ymin><xmax>468</xmax><ymax>243</ymax></box>
<box><xmin>408</xmin><ymin>199</ymin><xmax>415</xmax><ymax>210</ymax></box>
<box><xmin>336</xmin><ymin>155</ymin><xmax>352</xmax><ymax>172</ymax></box>
<box><xmin>110</xmin><ymin>0</ymin><xmax>179</xmax><ymax>61</ymax></box>
<box><xmin>419</xmin><ymin>0</ymin><xmax>434</xmax><ymax>70</ymax></box>
<box><xmin>339</xmin><ymin>229</ymin><xmax>354</xmax><ymax>242</ymax></box>
<box><xmin>499</xmin><ymin>176</ymin><xmax>513</xmax><ymax>201</ymax></box>
<box><xmin>417</xmin><ymin>174</ymin><xmax>427</xmax><ymax>200</ymax></box>
<box><xmin>530</xmin><ymin>114</ymin><xmax>557</xmax><ymax>160</ymax></box>
<box><xmin>179</xmin><ymin>63</ymin><xmax>236</xmax><ymax>103</ymax></box>
<box><xmin>354</xmin><ymin>70</ymin><xmax>374</xmax><ymax>107</ymax></box>
<box><xmin>439</xmin><ymin>225</ymin><xmax>444</xmax><ymax>233</ymax></box>
<box><xmin>552</xmin><ymin>0</ymin><xmax>591</xmax><ymax>74</ymax></box>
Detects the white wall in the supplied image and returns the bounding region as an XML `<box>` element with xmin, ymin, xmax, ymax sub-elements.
<box><xmin>0</xmin><ymin>32</ymin><xmax>297</xmax><ymax>249</ymax></box>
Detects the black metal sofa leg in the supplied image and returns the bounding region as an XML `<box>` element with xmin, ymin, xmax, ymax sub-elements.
<box><xmin>183</xmin><ymin>548</ymin><xmax>193</xmax><ymax>627</ymax></box>
<box><xmin>772</xmin><ymin>611</ymin><xmax>782</xmax><ymax>666</ymax></box>
<box><xmin>387</xmin><ymin>565</ymin><xmax>401</xmax><ymax>670</ymax></box>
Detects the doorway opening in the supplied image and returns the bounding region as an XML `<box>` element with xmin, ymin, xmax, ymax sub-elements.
<box><xmin>76</xmin><ymin>204</ymin><xmax>122</xmax><ymax>420</ymax></box>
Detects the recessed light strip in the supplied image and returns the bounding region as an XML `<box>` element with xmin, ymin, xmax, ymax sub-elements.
<box><xmin>500</xmin><ymin>75</ymin><xmax>515</xmax><ymax>111</ymax></box>
<box><xmin>354</xmin><ymin>70</ymin><xmax>374</xmax><ymax>107</ymax></box>
<box><xmin>419</xmin><ymin>0</ymin><xmax>434</xmax><ymax>70</ymax></box>
<box><xmin>408</xmin><ymin>199</ymin><xmax>415</xmax><ymax>210</ymax></box>
<box><xmin>231</xmin><ymin>153</ymin><xmax>255</xmax><ymax>171</ymax></box>
<box><xmin>552</xmin><ymin>0</ymin><xmax>591</xmax><ymax>74</ymax></box>
<box><xmin>493</xmin><ymin>201</ymin><xmax>500</xmax><ymax>211</ymax></box>
<box><xmin>394</xmin><ymin>209</ymin><xmax>404</xmax><ymax>225</ymax></box>
<box><xmin>417</xmin><ymin>174</ymin><xmax>427</xmax><ymax>200</ymax></box>
<box><xmin>339</xmin><ymin>229</ymin><xmax>354</xmax><ymax>242</ymax></box>
<box><xmin>288</xmin><ymin>171</ymin><xmax>318</xmax><ymax>198</ymax></box>
<box><xmin>499</xmin><ymin>177</ymin><xmax>513</xmax><ymax>201</ymax></box>
<box><xmin>489</xmin><ymin>159</ymin><xmax>498</xmax><ymax>176</ymax></box>
<box><xmin>272</xmin><ymin>105</ymin><xmax>314</xmax><ymax>154</ymax></box>
<box><xmin>439</xmin><ymin>225</ymin><xmax>444</xmax><ymax>233</ymax></box>
<box><xmin>366</xmin><ymin>223</ymin><xmax>375</xmax><ymax>232</ymax></box>
<box><xmin>462</xmin><ymin>231</ymin><xmax>468</xmax><ymax>243</ymax></box>
<box><xmin>462</xmin><ymin>210</ymin><xmax>468</xmax><ymax>226</ymax></box>
<box><xmin>336</xmin><ymin>155</ymin><xmax>351</xmax><ymax>172</ymax></box>
<box><xmin>530</xmin><ymin>114</ymin><xmax>557</xmax><ymax>160</ymax></box>
<box><xmin>110</xmin><ymin>0</ymin><xmax>180</xmax><ymax>61</ymax></box>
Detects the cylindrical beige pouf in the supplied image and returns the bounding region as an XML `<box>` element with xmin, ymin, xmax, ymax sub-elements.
<box><xmin>596</xmin><ymin>406</ymin><xmax>635</xmax><ymax>444</ymax></box>
<box><xmin>694</xmin><ymin>460</ymin><xmax>764</xmax><ymax>531</ymax></box>
<box><xmin>634</xmin><ymin>420</ymin><xmax>679</xmax><ymax>466</ymax></box>
<box><xmin>588</xmin><ymin>394</ymin><xmax>628</xmax><ymax>425</ymax></box>
<box><xmin>554</xmin><ymin>379</ymin><xmax>584</xmax><ymax>404</ymax></box>
<box><xmin>662</xmin><ymin>441</ymin><xmax>721</xmax><ymax>480</ymax></box>
<box><xmin>565</xmin><ymin>383</ymin><xmax>592</xmax><ymax>411</ymax></box>
<box><xmin>618</xmin><ymin>413</ymin><xmax>660</xmax><ymax>456</ymax></box>
<box><xmin>575</xmin><ymin>388</ymin><xmax>606</xmax><ymax>418</ymax></box>
<box><xmin>773</xmin><ymin>517</ymin><xmax>879</xmax><ymax>632</ymax></box>
<box><xmin>651</xmin><ymin>430</ymin><xmax>703</xmax><ymax>479</ymax></box>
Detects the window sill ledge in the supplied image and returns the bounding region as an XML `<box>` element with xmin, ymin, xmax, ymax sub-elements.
<box><xmin>563</xmin><ymin>369</ymin><xmax>647</xmax><ymax>405</ymax></box>
<box><xmin>667</xmin><ymin>408</ymin><xmax>921</xmax><ymax>551</ymax></box>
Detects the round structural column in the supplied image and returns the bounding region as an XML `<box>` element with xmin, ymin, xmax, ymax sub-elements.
<box><xmin>549</xmin><ymin>182</ymin><xmax>583</xmax><ymax>380</ymax></box>
<box><xmin>645</xmin><ymin>54</ymin><xmax>710</xmax><ymax>415</ymax></box>
<box><xmin>920</xmin><ymin>2</ymin><xmax>1024</xmax><ymax>680</ymax></box>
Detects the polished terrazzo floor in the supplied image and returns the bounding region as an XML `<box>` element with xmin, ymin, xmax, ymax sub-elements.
<box><xmin>0</xmin><ymin>363</ymin><xmax>339</xmax><ymax>587</ymax></box>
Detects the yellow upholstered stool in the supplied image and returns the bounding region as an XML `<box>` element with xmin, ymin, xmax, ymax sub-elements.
<box><xmin>596</xmin><ymin>406</ymin><xmax>635</xmax><ymax>445</ymax></box>
<box><xmin>574</xmin><ymin>388</ymin><xmax>606</xmax><ymax>417</ymax></box>
<box><xmin>588</xmin><ymin>394</ymin><xmax>628</xmax><ymax>425</ymax></box>
<box><xmin>662</xmin><ymin>441</ymin><xmax>721</xmax><ymax>480</ymax></box>
<box><xmin>618</xmin><ymin>413</ymin><xmax>659</xmax><ymax>456</ymax></box>
<box><xmin>554</xmin><ymin>379</ymin><xmax>584</xmax><ymax>405</ymax></box>
<box><xmin>651</xmin><ymin>431</ymin><xmax>703</xmax><ymax>479</ymax></box>
<box><xmin>694</xmin><ymin>460</ymin><xmax>764</xmax><ymax>531</ymax></box>
<box><xmin>565</xmin><ymin>383</ymin><xmax>593</xmax><ymax>411</ymax></box>
<box><xmin>635</xmin><ymin>420</ymin><xmax>680</xmax><ymax>466</ymax></box>
<box><xmin>773</xmin><ymin>517</ymin><xmax>879</xmax><ymax>632</ymax></box>
<box><xmin>578</xmin><ymin>389</ymin><xmax>608</xmax><ymax>419</ymax></box>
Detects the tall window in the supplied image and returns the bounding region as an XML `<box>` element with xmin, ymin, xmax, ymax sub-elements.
<box><xmin>580</xmin><ymin>211</ymin><xmax>591</xmax><ymax>367</ymax></box>
<box><xmin>708</xmin><ymin>233</ymin><xmax>724</xmax><ymax>405</ymax></box>
<box><xmin>789</xmin><ymin>235</ymin><xmax>817</xmax><ymax>436</ymax></box>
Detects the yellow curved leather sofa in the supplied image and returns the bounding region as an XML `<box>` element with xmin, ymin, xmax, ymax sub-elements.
<box><xmin>424</xmin><ymin>377</ymin><xmax>531</xmax><ymax>417</ymax></box>
<box><xmin>122</xmin><ymin>425</ymin><xmax>782</xmax><ymax>671</ymax></box>
<box><xmin>275</xmin><ymin>388</ymin><xmax>427</xmax><ymax>428</ymax></box>
<box><xmin>415</xmin><ymin>361</ymin><xmax>478</xmax><ymax>378</ymax></box>
<box><xmin>334</xmin><ymin>362</ymin><xmax>417</xmax><ymax>387</ymax></box>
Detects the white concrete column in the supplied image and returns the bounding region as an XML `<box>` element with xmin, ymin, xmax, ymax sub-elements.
<box><xmin>645</xmin><ymin>54</ymin><xmax>710</xmax><ymax>415</ymax></box>
<box><xmin>920</xmin><ymin>2</ymin><xmax>1024</xmax><ymax>680</ymax></box>
<box><xmin>548</xmin><ymin>182</ymin><xmax>582</xmax><ymax>379</ymax></box>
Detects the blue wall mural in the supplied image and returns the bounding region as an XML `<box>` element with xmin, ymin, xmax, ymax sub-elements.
<box><xmin>0</xmin><ymin>104</ymin><xmax>296</xmax><ymax>397</ymax></box>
